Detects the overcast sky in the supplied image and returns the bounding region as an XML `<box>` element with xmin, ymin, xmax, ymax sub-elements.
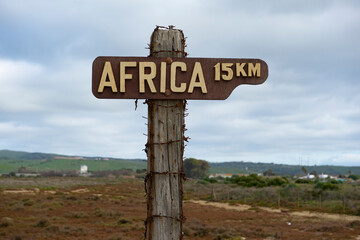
<box><xmin>0</xmin><ymin>0</ymin><xmax>359</xmax><ymax>166</ymax></box>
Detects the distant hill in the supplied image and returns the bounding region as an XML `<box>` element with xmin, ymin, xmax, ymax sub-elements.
<box><xmin>0</xmin><ymin>150</ymin><xmax>60</xmax><ymax>160</ymax></box>
<box><xmin>0</xmin><ymin>150</ymin><xmax>147</xmax><ymax>174</ymax></box>
<box><xmin>1</xmin><ymin>150</ymin><xmax>359</xmax><ymax>176</ymax></box>
<box><xmin>0</xmin><ymin>150</ymin><xmax>144</xmax><ymax>162</ymax></box>
<box><xmin>210</xmin><ymin>161</ymin><xmax>360</xmax><ymax>176</ymax></box>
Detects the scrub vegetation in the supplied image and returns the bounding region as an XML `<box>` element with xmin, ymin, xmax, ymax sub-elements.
<box><xmin>186</xmin><ymin>174</ymin><xmax>360</xmax><ymax>216</ymax></box>
<box><xmin>0</xmin><ymin>176</ymin><xmax>359</xmax><ymax>240</ymax></box>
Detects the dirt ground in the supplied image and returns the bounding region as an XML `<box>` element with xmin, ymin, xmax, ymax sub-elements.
<box><xmin>0</xmin><ymin>178</ymin><xmax>359</xmax><ymax>240</ymax></box>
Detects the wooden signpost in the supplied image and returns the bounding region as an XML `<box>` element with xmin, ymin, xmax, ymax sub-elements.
<box><xmin>92</xmin><ymin>57</ymin><xmax>268</xmax><ymax>100</ymax></box>
<box><xmin>92</xmin><ymin>26</ymin><xmax>268</xmax><ymax>240</ymax></box>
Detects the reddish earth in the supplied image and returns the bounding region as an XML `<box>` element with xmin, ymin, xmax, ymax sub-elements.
<box><xmin>0</xmin><ymin>178</ymin><xmax>359</xmax><ymax>240</ymax></box>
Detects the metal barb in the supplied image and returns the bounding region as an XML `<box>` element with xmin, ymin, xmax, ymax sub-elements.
<box><xmin>135</xmin><ymin>99</ymin><xmax>138</xmax><ymax>111</ymax></box>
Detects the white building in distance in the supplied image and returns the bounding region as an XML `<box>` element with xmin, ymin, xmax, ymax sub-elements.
<box><xmin>80</xmin><ymin>165</ymin><xmax>88</xmax><ymax>174</ymax></box>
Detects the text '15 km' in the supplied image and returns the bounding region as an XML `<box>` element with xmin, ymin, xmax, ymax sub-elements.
<box><xmin>92</xmin><ymin>57</ymin><xmax>268</xmax><ymax>100</ymax></box>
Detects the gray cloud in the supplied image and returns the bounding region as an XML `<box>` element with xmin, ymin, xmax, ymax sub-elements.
<box><xmin>0</xmin><ymin>0</ymin><xmax>359</xmax><ymax>166</ymax></box>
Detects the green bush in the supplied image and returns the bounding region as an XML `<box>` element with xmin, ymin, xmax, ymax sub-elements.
<box><xmin>327</xmin><ymin>179</ymin><xmax>341</xmax><ymax>184</ymax></box>
<box><xmin>229</xmin><ymin>175</ymin><xmax>289</xmax><ymax>188</ymax></box>
<box><xmin>267</xmin><ymin>177</ymin><xmax>287</xmax><ymax>186</ymax></box>
<box><xmin>203</xmin><ymin>176</ymin><xmax>218</xmax><ymax>183</ymax></box>
<box><xmin>295</xmin><ymin>179</ymin><xmax>313</xmax><ymax>184</ymax></box>
<box><xmin>184</xmin><ymin>158</ymin><xmax>210</xmax><ymax>179</ymax></box>
<box><xmin>282</xmin><ymin>176</ymin><xmax>290</xmax><ymax>183</ymax></box>
<box><xmin>348</xmin><ymin>175</ymin><xmax>360</xmax><ymax>181</ymax></box>
<box><xmin>315</xmin><ymin>182</ymin><xmax>339</xmax><ymax>191</ymax></box>
<box><xmin>230</xmin><ymin>174</ymin><xmax>267</xmax><ymax>188</ymax></box>
<box><xmin>136</xmin><ymin>169</ymin><xmax>147</xmax><ymax>174</ymax></box>
<box><xmin>208</xmin><ymin>178</ymin><xmax>218</xmax><ymax>183</ymax></box>
<box><xmin>197</xmin><ymin>180</ymin><xmax>208</xmax><ymax>185</ymax></box>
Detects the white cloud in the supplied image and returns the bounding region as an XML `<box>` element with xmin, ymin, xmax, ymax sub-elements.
<box><xmin>0</xmin><ymin>122</ymin><xmax>37</xmax><ymax>134</ymax></box>
<box><xmin>0</xmin><ymin>121</ymin><xmax>46</xmax><ymax>151</ymax></box>
<box><xmin>0</xmin><ymin>0</ymin><xmax>359</xmax><ymax>166</ymax></box>
<box><xmin>322</xmin><ymin>153</ymin><xmax>360</xmax><ymax>166</ymax></box>
<box><xmin>0</xmin><ymin>59</ymin><xmax>45</xmax><ymax>112</ymax></box>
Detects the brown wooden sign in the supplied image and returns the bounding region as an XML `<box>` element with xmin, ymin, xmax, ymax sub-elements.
<box><xmin>92</xmin><ymin>57</ymin><xmax>268</xmax><ymax>100</ymax></box>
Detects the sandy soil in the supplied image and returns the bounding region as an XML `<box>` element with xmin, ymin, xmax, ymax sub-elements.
<box><xmin>189</xmin><ymin>200</ymin><xmax>360</xmax><ymax>222</ymax></box>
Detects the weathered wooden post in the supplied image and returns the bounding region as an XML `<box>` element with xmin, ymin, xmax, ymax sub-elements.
<box><xmin>91</xmin><ymin>25</ymin><xmax>268</xmax><ymax>240</ymax></box>
<box><xmin>145</xmin><ymin>26</ymin><xmax>186</xmax><ymax>240</ymax></box>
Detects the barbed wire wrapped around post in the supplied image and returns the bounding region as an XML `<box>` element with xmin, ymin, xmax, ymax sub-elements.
<box><xmin>144</xmin><ymin>25</ymin><xmax>188</xmax><ymax>240</ymax></box>
<box><xmin>144</xmin><ymin>98</ymin><xmax>188</xmax><ymax>240</ymax></box>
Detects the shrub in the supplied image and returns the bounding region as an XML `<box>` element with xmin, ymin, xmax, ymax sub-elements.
<box><xmin>184</xmin><ymin>218</ymin><xmax>211</xmax><ymax>237</ymax></box>
<box><xmin>93</xmin><ymin>208</ymin><xmax>121</xmax><ymax>218</ymax></box>
<box><xmin>295</xmin><ymin>179</ymin><xmax>313</xmax><ymax>184</ymax></box>
<box><xmin>229</xmin><ymin>175</ymin><xmax>289</xmax><ymax>188</ymax></box>
<box><xmin>327</xmin><ymin>179</ymin><xmax>340</xmax><ymax>184</ymax></box>
<box><xmin>203</xmin><ymin>176</ymin><xmax>218</xmax><ymax>183</ymax></box>
<box><xmin>197</xmin><ymin>180</ymin><xmax>209</xmax><ymax>185</ymax></box>
<box><xmin>136</xmin><ymin>169</ymin><xmax>147</xmax><ymax>174</ymax></box>
<box><xmin>35</xmin><ymin>219</ymin><xmax>50</xmax><ymax>228</ymax></box>
<box><xmin>281</xmin><ymin>176</ymin><xmax>290</xmax><ymax>183</ymax></box>
<box><xmin>348</xmin><ymin>175</ymin><xmax>360</xmax><ymax>181</ymax></box>
<box><xmin>184</xmin><ymin>158</ymin><xmax>210</xmax><ymax>179</ymax></box>
<box><xmin>118</xmin><ymin>218</ymin><xmax>131</xmax><ymax>225</ymax></box>
<box><xmin>0</xmin><ymin>217</ymin><xmax>13</xmax><ymax>228</ymax></box>
<box><xmin>267</xmin><ymin>177</ymin><xmax>287</xmax><ymax>186</ymax></box>
<box><xmin>66</xmin><ymin>212</ymin><xmax>89</xmax><ymax>219</ymax></box>
<box><xmin>208</xmin><ymin>178</ymin><xmax>218</xmax><ymax>183</ymax></box>
<box><xmin>283</xmin><ymin>183</ymin><xmax>298</xmax><ymax>189</ymax></box>
<box><xmin>314</xmin><ymin>182</ymin><xmax>339</xmax><ymax>191</ymax></box>
<box><xmin>231</xmin><ymin>174</ymin><xmax>267</xmax><ymax>188</ymax></box>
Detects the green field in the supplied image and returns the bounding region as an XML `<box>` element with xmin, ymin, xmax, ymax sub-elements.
<box><xmin>208</xmin><ymin>166</ymin><xmax>248</xmax><ymax>174</ymax></box>
<box><xmin>0</xmin><ymin>158</ymin><xmax>147</xmax><ymax>174</ymax></box>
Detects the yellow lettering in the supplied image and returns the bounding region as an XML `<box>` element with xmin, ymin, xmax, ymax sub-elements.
<box><xmin>188</xmin><ymin>62</ymin><xmax>207</xmax><ymax>93</ymax></box>
<box><xmin>236</xmin><ymin>63</ymin><xmax>247</xmax><ymax>77</ymax></box>
<box><xmin>120</xmin><ymin>62</ymin><xmax>137</xmax><ymax>93</ymax></box>
<box><xmin>98</xmin><ymin>61</ymin><xmax>117</xmax><ymax>93</ymax></box>
<box><xmin>248</xmin><ymin>63</ymin><xmax>261</xmax><ymax>77</ymax></box>
<box><xmin>160</xmin><ymin>62</ymin><xmax>166</xmax><ymax>93</ymax></box>
<box><xmin>170</xmin><ymin>62</ymin><xmax>187</xmax><ymax>93</ymax></box>
<box><xmin>139</xmin><ymin>62</ymin><xmax>156</xmax><ymax>93</ymax></box>
<box><xmin>222</xmin><ymin>63</ymin><xmax>233</xmax><ymax>81</ymax></box>
<box><xmin>214</xmin><ymin>63</ymin><xmax>220</xmax><ymax>81</ymax></box>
